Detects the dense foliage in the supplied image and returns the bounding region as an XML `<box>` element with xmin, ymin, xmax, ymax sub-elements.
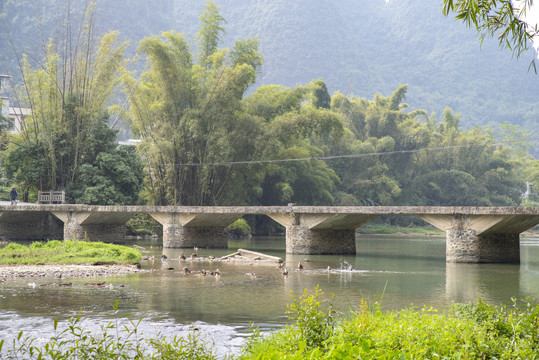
<box><xmin>2</xmin><ymin>0</ymin><xmax>539</xmax><ymax>151</ymax></box>
<box><xmin>242</xmin><ymin>288</ymin><xmax>539</xmax><ymax>359</ymax></box>
<box><xmin>0</xmin><ymin>1</ymin><xmax>537</xmax><ymax>209</ymax></box>
<box><xmin>0</xmin><ymin>240</ymin><xmax>141</xmax><ymax>264</ymax></box>
<box><xmin>1</xmin><ymin>6</ymin><xmax>144</xmax><ymax>204</ymax></box>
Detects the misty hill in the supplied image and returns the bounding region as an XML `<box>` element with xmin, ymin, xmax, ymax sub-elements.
<box><xmin>1</xmin><ymin>0</ymin><xmax>538</xmax><ymax>148</ymax></box>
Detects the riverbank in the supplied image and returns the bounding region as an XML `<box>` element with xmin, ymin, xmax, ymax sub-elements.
<box><xmin>0</xmin><ymin>263</ymin><xmax>142</xmax><ymax>279</ymax></box>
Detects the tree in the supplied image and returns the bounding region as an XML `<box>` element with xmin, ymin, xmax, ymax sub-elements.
<box><xmin>442</xmin><ymin>0</ymin><xmax>538</xmax><ymax>68</ymax></box>
<box><xmin>126</xmin><ymin>2</ymin><xmax>265</xmax><ymax>206</ymax></box>
<box><xmin>196</xmin><ymin>0</ymin><xmax>226</xmax><ymax>67</ymax></box>
<box><xmin>4</xmin><ymin>4</ymin><xmax>143</xmax><ymax>204</ymax></box>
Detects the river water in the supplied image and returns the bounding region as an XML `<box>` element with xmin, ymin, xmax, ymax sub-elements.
<box><xmin>1</xmin><ymin>234</ymin><xmax>539</xmax><ymax>357</ymax></box>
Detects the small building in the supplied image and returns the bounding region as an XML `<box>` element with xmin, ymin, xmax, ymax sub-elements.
<box><xmin>1</xmin><ymin>74</ymin><xmax>31</xmax><ymax>134</ymax></box>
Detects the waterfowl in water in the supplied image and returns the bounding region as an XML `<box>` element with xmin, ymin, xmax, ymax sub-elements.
<box><xmin>179</xmin><ymin>252</ymin><xmax>186</xmax><ymax>261</ymax></box>
<box><xmin>298</xmin><ymin>262</ymin><xmax>304</xmax><ymax>270</ymax></box>
<box><xmin>190</xmin><ymin>253</ymin><xmax>198</xmax><ymax>259</ymax></box>
<box><xmin>282</xmin><ymin>269</ymin><xmax>288</xmax><ymax>276</ymax></box>
<box><xmin>182</xmin><ymin>267</ymin><xmax>191</xmax><ymax>274</ymax></box>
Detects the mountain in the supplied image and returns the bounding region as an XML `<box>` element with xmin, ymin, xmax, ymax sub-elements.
<box><xmin>1</xmin><ymin>0</ymin><xmax>538</xmax><ymax>151</ymax></box>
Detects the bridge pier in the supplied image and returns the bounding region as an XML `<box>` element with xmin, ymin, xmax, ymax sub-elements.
<box><xmin>268</xmin><ymin>211</ymin><xmax>378</xmax><ymax>255</ymax></box>
<box><xmin>52</xmin><ymin>211</ymin><xmax>132</xmax><ymax>241</ymax></box>
<box><xmin>446</xmin><ymin>229</ymin><xmax>520</xmax><ymax>263</ymax></box>
<box><xmin>149</xmin><ymin>212</ymin><xmax>238</xmax><ymax>248</ymax></box>
<box><xmin>162</xmin><ymin>224</ymin><xmax>228</xmax><ymax>248</ymax></box>
<box><xmin>286</xmin><ymin>226</ymin><xmax>356</xmax><ymax>254</ymax></box>
<box><xmin>421</xmin><ymin>214</ymin><xmax>526</xmax><ymax>263</ymax></box>
<box><xmin>0</xmin><ymin>212</ymin><xmax>63</xmax><ymax>241</ymax></box>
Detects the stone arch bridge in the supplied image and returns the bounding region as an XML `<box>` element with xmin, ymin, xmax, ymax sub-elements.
<box><xmin>0</xmin><ymin>204</ymin><xmax>538</xmax><ymax>263</ymax></box>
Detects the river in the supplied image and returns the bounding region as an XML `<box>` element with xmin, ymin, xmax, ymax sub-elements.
<box><xmin>1</xmin><ymin>234</ymin><xmax>539</xmax><ymax>357</ymax></box>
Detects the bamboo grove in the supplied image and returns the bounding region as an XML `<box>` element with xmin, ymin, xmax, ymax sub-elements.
<box><xmin>2</xmin><ymin>1</ymin><xmax>538</xmax><ymax>209</ymax></box>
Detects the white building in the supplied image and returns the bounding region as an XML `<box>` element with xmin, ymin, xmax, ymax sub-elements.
<box><xmin>0</xmin><ymin>74</ymin><xmax>31</xmax><ymax>134</ymax></box>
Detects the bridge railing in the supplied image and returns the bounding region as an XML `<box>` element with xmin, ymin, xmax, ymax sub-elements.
<box><xmin>38</xmin><ymin>190</ymin><xmax>65</xmax><ymax>204</ymax></box>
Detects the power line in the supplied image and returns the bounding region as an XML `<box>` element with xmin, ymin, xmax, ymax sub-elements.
<box><xmin>145</xmin><ymin>137</ymin><xmax>538</xmax><ymax>168</ymax></box>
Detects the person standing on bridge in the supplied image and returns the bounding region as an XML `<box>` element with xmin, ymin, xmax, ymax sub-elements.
<box><xmin>10</xmin><ymin>187</ymin><xmax>18</xmax><ymax>206</ymax></box>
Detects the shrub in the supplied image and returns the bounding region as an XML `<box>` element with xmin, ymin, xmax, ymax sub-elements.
<box><xmin>242</xmin><ymin>290</ymin><xmax>539</xmax><ymax>359</ymax></box>
<box><xmin>0</xmin><ymin>301</ymin><xmax>217</xmax><ymax>359</ymax></box>
<box><xmin>227</xmin><ymin>218</ymin><xmax>252</xmax><ymax>238</ymax></box>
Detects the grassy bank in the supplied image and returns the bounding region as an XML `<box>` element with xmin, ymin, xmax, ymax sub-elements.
<box><xmin>0</xmin><ymin>240</ymin><xmax>141</xmax><ymax>265</ymax></box>
<box><xmin>242</xmin><ymin>288</ymin><xmax>539</xmax><ymax>359</ymax></box>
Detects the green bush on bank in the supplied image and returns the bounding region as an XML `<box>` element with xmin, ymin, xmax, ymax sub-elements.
<box><xmin>227</xmin><ymin>219</ymin><xmax>252</xmax><ymax>238</ymax></box>
<box><xmin>0</xmin><ymin>240</ymin><xmax>141</xmax><ymax>265</ymax></box>
<box><xmin>242</xmin><ymin>288</ymin><xmax>539</xmax><ymax>359</ymax></box>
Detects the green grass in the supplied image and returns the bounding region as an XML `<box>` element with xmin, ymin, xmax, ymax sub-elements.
<box><xmin>241</xmin><ymin>288</ymin><xmax>539</xmax><ymax>359</ymax></box>
<box><xmin>0</xmin><ymin>240</ymin><xmax>141</xmax><ymax>265</ymax></box>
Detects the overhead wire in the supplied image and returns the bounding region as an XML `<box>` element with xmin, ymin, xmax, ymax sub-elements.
<box><xmin>145</xmin><ymin>137</ymin><xmax>539</xmax><ymax>168</ymax></box>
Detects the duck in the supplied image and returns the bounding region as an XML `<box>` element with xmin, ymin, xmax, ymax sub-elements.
<box><xmin>326</xmin><ymin>266</ymin><xmax>332</xmax><ymax>271</ymax></box>
<box><xmin>298</xmin><ymin>262</ymin><xmax>304</xmax><ymax>270</ymax></box>
<box><xmin>282</xmin><ymin>269</ymin><xmax>288</xmax><ymax>276</ymax></box>
<box><xmin>179</xmin><ymin>252</ymin><xmax>186</xmax><ymax>261</ymax></box>
<box><xmin>182</xmin><ymin>267</ymin><xmax>191</xmax><ymax>274</ymax></box>
<box><xmin>190</xmin><ymin>253</ymin><xmax>198</xmax><ymax>259</ymax></box>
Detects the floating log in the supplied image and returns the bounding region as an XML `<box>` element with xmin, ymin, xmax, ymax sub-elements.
<box><xmin>220</xmin><ymin>249</ymin><xmax>283</xmax><ymax>263</ymax></box>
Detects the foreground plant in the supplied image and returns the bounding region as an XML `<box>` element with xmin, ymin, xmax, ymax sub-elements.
<box><xmin>0</xmin><ymin>301</ymin><xmax>217</xmax><ymax>360</ymax></box>
<box><xmin>242</xmin><ymin>289</ymin><xmax>539</xmax><ymax>359</ymax></box>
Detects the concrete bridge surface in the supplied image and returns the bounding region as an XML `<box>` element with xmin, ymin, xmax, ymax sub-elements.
<box><xmin>0</xmin><ymin>204</ymin><xmax>538</xmax><ymax>263</ymax></box>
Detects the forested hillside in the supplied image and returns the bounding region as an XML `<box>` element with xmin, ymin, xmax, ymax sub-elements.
<box><xmin>1</xmin><ymin>0</ymin><xmax>538</xmax><ymax>141</ymax></box>
<box><xmin>0</xmin><ymin>0</ymin><xmax>537</xmax><ymax>212</ymax></box>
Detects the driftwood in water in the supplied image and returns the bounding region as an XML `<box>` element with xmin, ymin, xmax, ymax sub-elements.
<box><xmin>220</xmin><ymin>249</ymin><xmax>283</xmax><ymax>264</ymax></box>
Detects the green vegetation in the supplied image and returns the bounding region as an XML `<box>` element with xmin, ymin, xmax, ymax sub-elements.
<box><xmin>2</xmin><ymin>290</ymin><xmax>538</xmax><ymax>359</ymax></box>
<box><xmin>442</xmin><ymin>0</ymin><xmax>536</xmax><ymax>63</ymax></box>
<box><xmin>242</xmin><ymin>288</ymin><xmax>539</xmax><ymax>359</ymax></box>
<box><xmin>227</xmin><ymin>218</ymin><xmax>252</xmax><ymax>238</ymax></box>
<box><xmin>0</xmin><ymin>1</ymin><xmax>537</xmax><ymax>215</ymax></box>
<box><xmin>1</xmin><ymin>5</ymin><xmax>145</xmax><ymax>205</ymax></box>
<box><xmin>125</xmin><ymin>213</ymin><xmax>162</xmax><ymax>237</ymax></box>
<box><xmin>0</xmin><ymin>240</ymin><xmax>141</xmax><ymax>265</ymax></box>
<box><xmin>356</xmin><ymin>223</ymin><xmax>444</xmax><ymax>235</ymax></box>
<box><xmin>0</xmin><ymin>301</ymin><xmax>216</xmax><ymax>360</ymax></box>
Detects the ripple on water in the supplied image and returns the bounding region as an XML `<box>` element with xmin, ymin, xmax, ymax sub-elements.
<box><xmin>0</xmin><ymin>310</ymin><xmax>247</xmax><ymax>359</ymax></box>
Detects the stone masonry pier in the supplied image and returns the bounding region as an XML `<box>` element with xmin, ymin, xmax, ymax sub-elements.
<box><xmin>0</xmin><ymin>205</ymin><xmax>537</xmax><ymax>263</ymax></box>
